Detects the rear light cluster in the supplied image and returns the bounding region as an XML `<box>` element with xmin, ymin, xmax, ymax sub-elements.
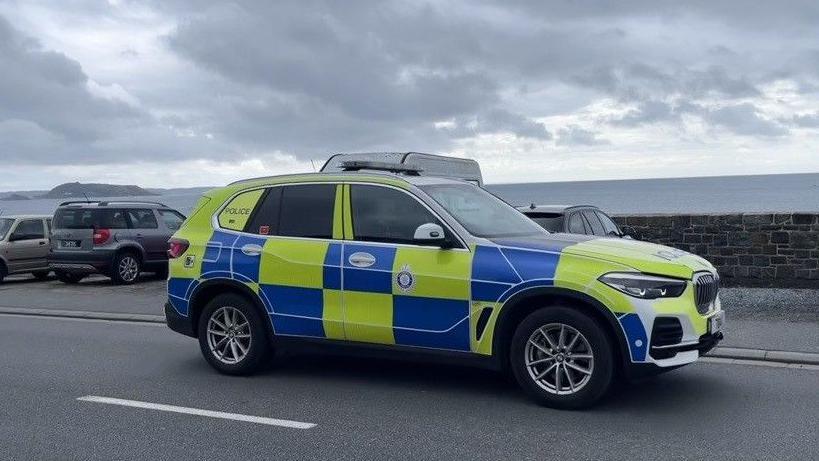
<box><xmin>93</xmin><ymin>228</ymin><xmax>111</xmax><ymax>245</ymax></box>
<box><xmin>168</xmin><ymin>238</ymin><xmax>189</xmax><ymax>259</ymax></box>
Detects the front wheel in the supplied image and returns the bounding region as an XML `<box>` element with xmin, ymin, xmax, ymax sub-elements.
<box><xmin>510</xmin><ymin>306</ymin><xmax>615</xmax><ymax>409</ymax></box>
<box><xmin>197</xmin><ymin>293</ymin><xmax>272</xmax><ymax>375</ymax></box>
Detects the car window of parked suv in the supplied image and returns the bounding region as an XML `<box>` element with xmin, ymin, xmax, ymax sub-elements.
<box><xmin>567</xmin><ymin>212</ymin><xmax>587</xmax><ymax>234</ymax></box>
<box><xmin>350</xmin><ymin>184</ymin><xmax>443</xmax><ymax>245</ymax></box>
<box><xmin>582</xmin><ymin>210</ymin><xmax>606</xmax><ymax>236</ymax></box>
<box><xmin>0</xmin><ymin>218</ymin><xmax>13</xmax><ymax>240</ymax></box>
<box><xmin>158</xmin><ymin>209</ymin><xmax>186</xmax><ymax>231</ymax></box>
<box><xmin>11</xmin><ymin>219</ymin><xmax>45</xmax><ymax>240</ymax></box>
<box><xmin>54</xmin><ymin>209</ymin><xmax>129</xmax><ymax>229</ymax></box>
<box><xmin>526</xmin><ymin>212</ymin><xmax>563</xmax><ymax>232</ymax></box>
<box><xmin>596</xmin><ymin>211</ymin><xmax>620</xmax><ymax>236</ymax></box>
<box><xmin>128</xmin><ymin>209</ymin><xmax>159</xmax><ymax>229</ymax></box>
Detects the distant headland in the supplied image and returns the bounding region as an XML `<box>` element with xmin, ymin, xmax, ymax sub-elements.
<box><xmin>41</xmin><ymin>182</ymin><xmax>159</xmax><ymax>199</ymax></box>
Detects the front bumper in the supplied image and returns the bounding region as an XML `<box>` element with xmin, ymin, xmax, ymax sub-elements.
<box><xmin>165</xmin><ymin>301</ymin><xmax>196</xmax><ymax>337</ymax></box>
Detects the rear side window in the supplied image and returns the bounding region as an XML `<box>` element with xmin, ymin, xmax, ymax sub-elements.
<box><xmin>53</xmin><ymin>209</ymin><xmax>129</xmax><ymax>229</ymax></box>
<box><xmin>246</xmin><ymin>188</ymin><xmax>282</xmax><ymax>235</ymax></box>
<box><xmin>128</xmin><ymin>209</ymin><xmax>158</xmax><ymax>229</ymax></box>
<box><xmin>582</xmin><ymin>210</ymin><xmax>606</xmax><ymax>236</ymax></box>
<box><xmin>219</xmin><ymin>189</ymin><xmax>264</xmax><ymax>231</ymax></box>
<box><xmin>350</xmin><ymin>184</ymin><xmax>441</xmax><ymax>244</ymax></box>
<box><xmin>278</xmin><ymin>185</ymin><xmax>335</xmax><ymax>238</ymax></box>
<box><xmin>567</xmin><ymin>213</ymin><xmax>587</xmax><ymax>234</ymax></box>
<box><xmin>596</xmin><ymin>211</ymin><xmax>620</xmax><ymax>236</ymax></box>
<box><xmin>158</xmin><ymin>210</ymin><xmax>186</xmax><ymax>231</ymax></box>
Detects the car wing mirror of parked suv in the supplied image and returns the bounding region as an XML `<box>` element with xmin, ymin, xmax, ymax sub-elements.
<box><xmin>619</xmin><ymin>225</ymin><xmax>637</xmax><ymax>240</ymax></box>
<box><xmin>413</xmin><ymin>223</ymin><xmax>451</xmax><ymax>248</ymax></box>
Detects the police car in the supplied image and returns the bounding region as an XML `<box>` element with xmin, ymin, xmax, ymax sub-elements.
<box><xmin>164</xmin><ymin>162</ymin><xmax>724</xmax><ymax>409</ymax></box>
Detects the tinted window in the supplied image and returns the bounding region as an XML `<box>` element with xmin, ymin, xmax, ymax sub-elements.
<box><xmin>11</xmin><ymin>219</ymin><xmax>45</xmax><ymax>240</ymax></box>
<box><xmin>246</xmin><ymin>187</ymin><xmax>282</xmax><ymax>235</ymax></box>
<box><xmin>567</xmin><ymin>213</ymin><xmax>587</xmax><ymax>234</ymax></box>
<box><xmin>582</xmin><ymin>210</ymin><xmax>605</xmax><ymax>236</ymax></box>
<box><xmin>158</xmin><ymin>209</ymin><xmax>186</xmax><ymax>231</ymax></box>
<box><xmin>128</xmin><ymin>209</ymin><xmax>158</xmax><ymax>229</ymax></box>
<box><xmin>278</xmin><ymin>184</ymin><xmax>336</xmax><ymax>239</ymax></box>
<box><xmin>0</xmin><ymin>218</ymin><xmax>12</xmax><ymax>240</ymax></box>
<box><xmin>350</xmin><ymin>185</ymin><xmax>442</xmax><ymax>244</ymax></box>
<box><xmin>526</xmin><ymin>213</ymin><xmax>563</xmax><ymax>232</ymax></box>
<box><xmin>596</xmin><ymin>211</ymin><xmax>620</xmax><ymax>236</ymax></box>
<box><xmin>53</xmin><ymin>209</ymin><xmax>129</xmax><ymax>229</ymax></box>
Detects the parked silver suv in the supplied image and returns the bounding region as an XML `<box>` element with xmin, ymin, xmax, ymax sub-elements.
<box><xmin>0</xmin><ymin>215</ymin><xmax>52</xmax><ymax>283</ymax></box>
<box><xmin>49</xmin><ymin>201</ymin><xmax>186</xmax><ymax>284</ymax></box>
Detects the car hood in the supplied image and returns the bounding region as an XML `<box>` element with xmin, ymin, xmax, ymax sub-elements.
<box><xmin>491</xmin><ymin>233</ymin><xmax>714</xmax><ymax>279</ymax></box>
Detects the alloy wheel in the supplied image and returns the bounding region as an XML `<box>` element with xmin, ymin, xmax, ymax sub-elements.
<box><xmin>524</xmin><ymin>323</ymin><xmax>595</xmax><ymax>395</ymax></box>
<box><xmin>118</xmin><ymin>256</ymin><xmax>139</xmax><ymax>282</ymax></box>
<box><xmin>206</xmin><ymin>306</ymin><xmax>252</xmax><ymax>365</ymax></box>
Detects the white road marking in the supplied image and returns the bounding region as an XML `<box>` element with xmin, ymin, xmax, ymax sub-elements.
<box><xmin>77</xmin><ymin>396</ymin><xmax>316</xmax><ymax>429</ymax></box>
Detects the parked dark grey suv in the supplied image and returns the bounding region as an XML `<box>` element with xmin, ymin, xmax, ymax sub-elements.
<box><xmin>49</xmin><ymin>201</ymin><xmax>185</xmax><ymax>284</ymax></box>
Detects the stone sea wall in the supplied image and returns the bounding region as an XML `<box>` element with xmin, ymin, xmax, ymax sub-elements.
<box><xmin>612</xmin><ymin>213</ymin><xmax>819</xmax><ymax>287</ymax></box>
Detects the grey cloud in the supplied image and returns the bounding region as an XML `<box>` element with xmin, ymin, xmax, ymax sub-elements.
<box><xmin>703</xmin><ymin>103</ymin><xmax>788</xmax><ymax>137</ymax></box>
<box><xmin>556</xmin><ymin>126</ymin><xmax>608</xmax><ymax>146</ymax></box>
<box><xmin>792</xmin><ymin>112</ymin><xmax>819</xmax><ymax>128</ymax></box>
<box><xmin>442</xmin><ymin>109</ymin><xmax>552</xmax><ymax>140</ymax></box>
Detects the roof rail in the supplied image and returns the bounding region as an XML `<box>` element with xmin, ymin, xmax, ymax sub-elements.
<box><xmin>58</xmin><ymin>200</ymin><xmax>169</xmax><ymax>207</ymax></box>
<box><xmin>339</xmin><ymin>160</ymin><xmax>423</xmax><ymax>175</ymax></box>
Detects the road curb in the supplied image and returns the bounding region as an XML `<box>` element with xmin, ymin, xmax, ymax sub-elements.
<box><xmin>709</xmin><ymin>346</ymin><xmax>819</xmax><ymax>365</ymax></box>
<box><xmin>2</xmin><ymin>307</ymin><xmax>817</xmax><ymax>366</ymax></box>
<box><xmin>0</xmin><ymin>306</ymin><xmax>165</xmax><ymax>324</ymax></box>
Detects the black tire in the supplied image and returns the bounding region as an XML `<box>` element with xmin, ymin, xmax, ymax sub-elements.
<box><xmin>55</xmin><ymin>271</ymin><xmax>85</xmax><ymax>284</ymax></box>
<box><xmin>154</xmin><ymin>264</ymin><xmax>169</xmax><ymax>279</ymax></box>
<box><xmin>0</xmin><ymin>263</ymin><xmax>6</xmax><ymax>284</ymax></box>
<box><xmin>110</xmin><ymin>252</ymin><xmax>141</xmax><ymax>285</ymax></box>
<box><xmin>197</xmin><ymin>293</ymin><xmax>272</xmax><ymax>375</ymax></box>
<box><xmin>32</xmin><ymin>271</ymin><xmax>50</xmax><ymax>281</ymax></box>
<box><xmin>510</xmin><ymin>306</ymin><xmax>615</xmax><ymax>409</ymax></box>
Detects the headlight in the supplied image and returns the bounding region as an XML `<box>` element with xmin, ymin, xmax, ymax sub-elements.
<box><xmin>598</xmin><ymin>272</ymin><xmax>687</xmax><ymax>299</ymax></box>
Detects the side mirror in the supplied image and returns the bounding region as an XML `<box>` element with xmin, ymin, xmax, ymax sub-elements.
<box><xmin>620</xmin><ymin>226</ymin><xmax>636</xmax><ymax>240</ymax></box>
<box><xmin>413</xmin><ymin>223</ymin><xmax>448</xmax><ymax>247</ymax></box>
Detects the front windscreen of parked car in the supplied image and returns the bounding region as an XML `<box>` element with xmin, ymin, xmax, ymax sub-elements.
<box><xmin>420</xmin><ymin>183</ymin><xmax>546</xmax><ymax>238</ymax></box>
<box><xmin>0</xmin><ymin>218</ymin><xmax>13</xmax><ymax>240</ymax></box>
<box><xmin>53</xmin><ymin>208</ymin><xmax>129</xmax><ymax>229</ymax></box>
<box><xmin>525</xmin><ymin>212</ymin><xmax>564</xmax><ymax>232</ymax></box>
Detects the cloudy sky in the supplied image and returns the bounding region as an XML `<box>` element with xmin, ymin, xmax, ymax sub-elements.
<box><xmin>1</xmin><ymin>0</ymin><xmax>818</xmax><ymax>191</ymax></box>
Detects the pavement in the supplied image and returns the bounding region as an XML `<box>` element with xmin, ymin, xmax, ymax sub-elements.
<box><xmin>0</xmin><ymin>314</ymin><xmax>817</xmax><ymax>460</ymax></box>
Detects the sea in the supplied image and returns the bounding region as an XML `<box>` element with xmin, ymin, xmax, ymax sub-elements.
<box><xmin>1</xmin><ymin>172</ymin><xmax>817</xmax><ymax>217</ymax></box>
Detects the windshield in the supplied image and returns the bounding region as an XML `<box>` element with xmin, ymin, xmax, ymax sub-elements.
<box><xmin>0</xmin><ymin>218</ymin><xmax>13</xmax><ymax>240</ymax></box>
<box><xmin>420</xmin><ymin>184</ymin><xmax>547</xmax><ymax>238</ymax></box>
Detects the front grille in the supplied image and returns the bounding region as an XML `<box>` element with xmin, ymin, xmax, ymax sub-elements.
<box><xmin>693</xmin><ymin>272</ymin><xmax>719</xmax><ymax>314</ymax></box>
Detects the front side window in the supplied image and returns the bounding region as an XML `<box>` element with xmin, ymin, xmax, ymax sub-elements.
<box><xmin>420</xmin><ymin>183</ymin><xmax>545</xmax><ymax>238</ymax></box>
<box><xmin>128</xmin><ymin>209</ymin><xmax>159</xmax><ymax>229</ymax></box>
<box><xmin>349</xmin><ymin>184</ymin><xmax>443</xmax><ymax>245</ymax></box>
<box><xmin>11</xmin><ymin>219</ymin><xmax>45</xmax><ymax>240</ymax></box>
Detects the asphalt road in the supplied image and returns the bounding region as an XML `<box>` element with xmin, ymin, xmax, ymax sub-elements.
<box><xmin>0</xmin><ymin>314</ymin><xmax>817</xmax><ymax>461</ymax></box>
<box><xmin>2</xmin><ymin>274</ymin><xmax>816</xmax><ymax>352</ymax></box>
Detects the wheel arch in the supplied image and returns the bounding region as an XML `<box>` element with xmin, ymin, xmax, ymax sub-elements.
<box><xmin>188</xmin><ymin>278</ymin><xmax>272</xmax><ymax>339</ymax></box>
<box><xmin>491</xmin><ymin>286</ymin><xmax>630</xmax><ymax>372</ymax></box>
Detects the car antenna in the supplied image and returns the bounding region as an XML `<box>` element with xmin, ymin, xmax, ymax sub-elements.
<box><xmin>529</xmin><ymin>203</ymin><xmax>536</xmax><ymax>210</ymax></box>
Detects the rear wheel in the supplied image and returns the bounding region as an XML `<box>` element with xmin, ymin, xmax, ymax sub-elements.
<box><xmin>32</xmin><ymin>271</ymin><xmax>50</xmax><ymax>281</ymax></box>
<box><xmin>111</xmin><ymin>252</ymin><xmax>141</xmax><ymax>285</ymax></box>
<box><xmin>197</xmin><ymin>293</ymin><xmax>272</xmax><ymax>375</ymax></box>
<box><xmin>510</xmin><ymin>306</ymin><xmax>615</xmax><ymax>409</ymax></box>
<box><xmin>55</xmin><ymin>271</ymin><xmax>85</xmax><ymax>284</ymax></box>
<box><xmin>0</xmin><ymin>263</ymin><xmax>6</xmax><ymax>283</ymax></box>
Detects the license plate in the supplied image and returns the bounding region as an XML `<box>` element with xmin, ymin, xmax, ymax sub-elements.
<box><xmin>709</xmin><ymin>311</ymin><xmax>725</xmax><ymax>334</ymax></box>
<box><xmin>60</xmin><ymin>240</ymin><xmax>80</xmax><ymax>248</ymax></box>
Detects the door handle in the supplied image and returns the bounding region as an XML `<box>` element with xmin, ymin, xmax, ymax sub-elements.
<box><xmin>135</xmin><ymin>233</ymin><xmax>144</xmax><ymax>238</ymax></box>
<box><xmin>241</xmin><ymin>244</ymin><xmax>263</xmax><ymax>256</ymax></box>
<box><xmin>348</xmin><ymin>252</ymin><xmax>376</xmax><ymax>268</ymax></box>
<box><xmin>39</xmin><ymin>241</ymin><xmax>46</xmax><ymax>246</ymax></box>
